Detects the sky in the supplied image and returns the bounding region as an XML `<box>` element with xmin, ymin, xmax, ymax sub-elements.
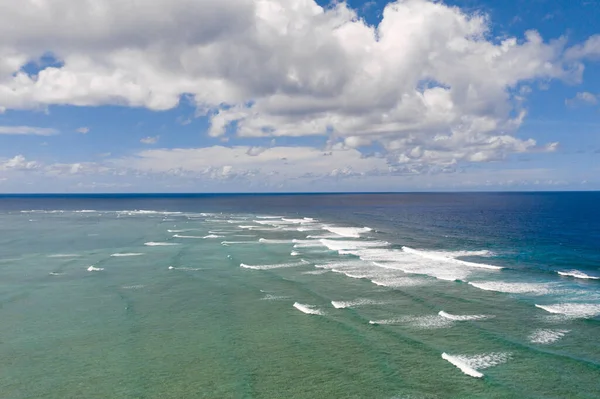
<box><xmin>0</xmin><ymin>0</ymin><xmax>599</xmax><ymax>193</ymax></box>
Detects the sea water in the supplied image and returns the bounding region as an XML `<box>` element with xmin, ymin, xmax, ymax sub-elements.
<box><xmin>0</xmin><ymin>193</ymin><xmax>599</xmax><ymax>398</ymax></box>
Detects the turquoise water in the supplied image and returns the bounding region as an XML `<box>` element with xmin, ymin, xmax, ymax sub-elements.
<box><xmin>1</xmin><ymin>194</ymin><xmax>599</xmax><ymax>398</ymax></box>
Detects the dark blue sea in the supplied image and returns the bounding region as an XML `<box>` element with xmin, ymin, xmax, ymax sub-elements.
<box><xmin>1</xmin><ymin>192</ymin><xmax>599</xmax><ymax>398</ymax></box>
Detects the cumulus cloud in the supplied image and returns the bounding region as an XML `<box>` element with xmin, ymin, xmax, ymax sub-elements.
<box><xmin>0</xmin><ymin>125</ymin><xmax>58</xmax><ymax>135</ymax></box>
<box><xmin>140</xmin><ymin>136</ymin><xmax>159</xmax><ymax>144</ymax></box>
<box><xmin>0</xmin><ymin>155</ymin><xmax>42</xmax><ymax>170</ymax></box>
<box><xmin>76</xmin><ymin>127</ymin><xmax>90</xmax><ymax>134</ymax></box>
<box><xmin>565</xmin><ymin>91</ymin><xmax>598</xmax><ymax>107</ymax></box>
<box><xmin>0</xmin><ymin>0</ymin><xmax>596</xmax><ymax>169</ymax></box>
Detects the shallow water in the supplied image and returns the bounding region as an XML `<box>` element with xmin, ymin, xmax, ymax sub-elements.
<box><xmin>1</xmin><ymin>193</ymin><xmax>599</xmax><ymax>398</ymax></box>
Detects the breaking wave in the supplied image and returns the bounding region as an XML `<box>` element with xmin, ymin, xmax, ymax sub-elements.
<box><xmin>293</xmin><ymin>302</ymin><xmax>323</xmax><ymax>315</ymax></box>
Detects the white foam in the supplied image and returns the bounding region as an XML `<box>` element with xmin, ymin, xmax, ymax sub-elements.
<box><xmin>48</xmin><ymin>272</ymin><xmax>65</xmax><ymax>276</ymax></box>
<box><xmin>168</xmin><ymin>267</ymin><xmax>202</xmax><ymax>271</ymax></box>
<box><xmin>402</xmin><ymin>247</ymin><xmax>502</xmax><ymax>270</ymax></box>
<box><xmin>290</xmin><ymin>251</ymin><xmax>300</xmax><ymax>256</ymax></box>
<box><xmin>442</xmin><ymin>353</ymin><xmax>484</xmax><ymax>378</ymax></box>
<box><xmin>173</xmin><ymin>234</ymin><xmax>205</xmax><ymax>239</ymax></box>
<box><xmin>87</xmin><ymin>266</ymin><xmax>104</xmax><ymax>272</ymax></box>
<box><xmin>167</xmin><ymin>229</ymin><xmax>202</xmax><ymax>233</ymax></box>
<box><xmin>259</xmin><ymin>238</ymin><xmax>294</xmax><ymax>244</ymax></box>
<box><xmin>306</xmin><ymin>234</ymin><xmax>342</xmax><ymax>239</ymax></box>
<box><xmin>282</xmin><ymin>218</ymin><xmax>312</xmax><ymax>224</ymax></box>
<box><xmin>442</xmin><ymin>352</ymin><xmax>511</xmax><ymax>378</ymax></box>
<box><xmin>369</xmin><ymin>315</ymin><xmax>454</xmax><ymax>329</ymax></box>
<box><xmin>110</xmin><ymin>253</ymin><xmax>144</xmax><ymax>257</ymax></box>
<box><xmin>323</xmin><ymin>226</ymin><xmax>372</xmax><ymax>238</ymax></box>
<box><xmin>47</xmin><ymin>254</ymin><xmax>80</xmax><ymax>258</ymax></box>
<box><xmin>438</xmin><ymin>311</ymin><xmax>489</xmax><ymax>321</ymax></box>
<box><xmin>320</xmin><ymin>239</ymin><xmax>389</xmax><ymax>251</ymax></box>
<box><xmin>74</xmin><ymin>210</ymin><xmax>97</xmax><ymax>213</ymax></box>
<box><xmin>528</xmin><ymin>329</ymin><xmax>570</xmax><ymax>344</ymax></box>
<box><xmin>203</xmin><ymin>234</ymin><xmax>224</xmax><ymax>239</ymax></box>
<box><xmin>535</xmin><ymin>303</ymin><xmax>600</xmax><ymax>318</ymax></box>
<box><xmin>256</xmin><ymin>215</ymin><xmax>283</xmax><ymax>219</ymax></box>
<box><xmin>261</xmin><ymin>294</ymin><xmax>290</xmax><ymax>301</ymax></box>
<box><xmin>371</xmin><ymin>277</ymin><xmax>428</xmax><ymax>287</ymax></box>
<box><xmin>331</xmin><ymin>299</ymin><xmax>387</xmax><ymax>309</ymax></box>
<box><xmin>430</xmin><ymin>250</ymin><xmax>496</xmax><ymax>258</ymax></box>
<box><xmin>240</xmin><ymin>260</ymin><xmax>309</xmax><ymax>270</ymax></box>
<box><xmin>302</xmin><ymin>270</ymin><xmax>330</xmax><ymax>275</ymax></box>
<box><xmin>293</xmin><ymin>240</ymin><xmax>325</xmax><ymax>248</ymax></box>
<box><xmin>122</xmin><ymin>284</ymin><xmax>145</xmax><ymax>290</ymax></box>
<box><xmin>293</xmin><ymin>302</ymin><xmax>323</xmax><ymax>315</ymax></box>
<box><xmin>144</xmin><ymin>242</ymin><xmax>180</xmax><ymax>246</ymax></box>
<box><xmin>119</xmin><ymin>210</ymin><xmax>182</xmax><ymax>216</ymax></box>
<box><xmin>557</xmin><ymin>270</ymin><xmax>600</xmax><ymax>280</ymax></box>
<box><xmin>469</xmin><ymin>281</ymin><xmax>556</xmax><ymax>295</ymax></box>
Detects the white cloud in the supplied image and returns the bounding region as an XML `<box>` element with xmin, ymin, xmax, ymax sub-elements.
<box><xmin>565</xmin><ymin>34</ymin><xmax>600</xmax><ymax>60</ymax></box>
<box><xmin>0</xmin><ymin>155</ymin><xmax>42</xmax><ymax>170</ymax></box>
<box><xmin>140</xmin><ymin>136</ymin><xmax>159</xmax><ymax>144</ymax></box>
<box><xmin>565</xmin><ymin>91</ymin><xmax>598</xmax><ymax>107</ymax></box>
<box><xmin>0</xmin><ymin>0</ymin><xmax>596</xmax><ymax>169</ymax></box>
<box><xmin>0</xmin><ymin>125</ymin><xmax>58</xmax><ymax>135</ymax></box>
<box><xmin>76</xmin><ymin>126</ymin><xmax>90</xmax><ymax>134</ymax></box>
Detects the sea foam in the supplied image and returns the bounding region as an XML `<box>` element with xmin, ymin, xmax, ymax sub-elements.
<box><xmin>110</xmin><ymin>253</ymin><xmax>144</xmax><ymax>257</ymax></box>
<box><xmin>528</xmin><ymin>329</ymin><xmax>570</xmax><ymax>344</ymax></box>
<box><xmin>240</xmin><ymin>260</ymin><xmax>309</xmax><ymax>270</ymax></box>
<box><xmin>331</xmin><ymin>299</ymin><xmax>387</xmax><ymax>309</ymax></box>
<box><xmin>557</xmin><ymin>270</ymin><xmax>600</xmax><ymax>280</ymax></box>
<box><xmin>442</xmin><ymin>352</ymin><xmax>511</xmax><ymax>378</ymax></box>
<box><xmin>293</xmin><ymin>302</ymin><xmax>323</xmax><ymax>315</ymax></box>
<box><xmin>535</xmin><ymin>303</ymin><xmax>600</xmax><ymax>318</ymax></box>
<box><xmin>323</xmin><ymin>226</ymin><xmax>372</xmax><ymax>238</ymax></box>
<box><xmin>468</xmin><ymin>281</ymin><xmax>556</xmax><ymax>295</ymax></box>
<box><xmin>144</xmin><ymin>242</ymin><xmax>180</xmax><ymax>246</ymax></box>
<box><xmin>438</xmin><ymin>311</ymin><xmax>489</xmax><ymax>321</ymax></box>
<box><xmin>87</xmin><ymin>266</ymin><xmax>104</xmax><ymax>272</ymax></box>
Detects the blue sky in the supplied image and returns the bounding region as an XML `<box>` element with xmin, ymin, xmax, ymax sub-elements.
<box><xmin>0</xmin><ymin>0</ymin><xmax>598</xmax><ymax>192</ymax></box>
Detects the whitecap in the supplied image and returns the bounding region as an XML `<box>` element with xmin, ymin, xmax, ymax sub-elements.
<box><xmin>438</xmin><ymin>311</ymin><xmax>489</xmax><ymax>321</ymax></box>
<box><xmin>173</xmin><ymin>234</ymin><xmax>205</xmax><ymax>239</ymax></box>
<box><xmin>203</xmin><ymin>234</ymin><xmax>225</xmax><ymax>239</ymax></box>
<box><xmin>290</xmin><ymin>251</ymin><xmax>300</xmax><ymax>256</ymax></box>
<box><xmin>369</xmin><ymin>315</ymin><xmax>454</xmax><ymax>329</ymax></box>
<box><xmin>87</xmin><ymin>266</ymin><xmax>104</xmax><ymax>272</ymax></box>
<box><xmin>469</xmin><ymin>281</ymin><xmax>557</xmax><ymax>295</ymax></box>
<box><xmin>323</xmin><ymin>226</ymin><xmax>372</xmax><ymax>238</ymax></box>
<box><xmin>331</xmin><ymin>299</ymin><xmax>387</xmax><ymax>309</ymax></box>
<box><xmin>261</xmin><ymin>294</ymin><xmax>290</xmax><ymax>301</ymax></box>
<box><xmin>111</xmin><ymin>253</ymin><xmax>144</xmax><ymax>257</ymax></box>
<box><xmin>442</xmin><ymin>352</ymin><xmax>511</xmax><ymax>378</ymax></box>
<box><xmin>259</xmin><ymin>238</ymin><xmax>294</xmax><ymax>244</ymax></box>
<box><xmin>144</xmin><ymin>242</ymin><xmax>180</xmax><ymax>246</ymax></box>
<box><xmin>302</xmin><ymin>270</ymin><xmax>330</xmax><ymax>275</ymax></box>
<box><xmin>168</xmin><ymin>267</ymin><xmax>202</xmax><ymax>271</ymax></box>
<box><xmin>240</xmin><ymin>260</ymin><xmax>309</xmax><ymax>270</ymax></box>
<box><xmin>293</xmin><ymin>302</ymin><xmax>323</xmax><ymax>315</ymax></box>
<box><xmin>535</xmin><ymin>303</ymin><xmax>600</xmax><ymax>318</ymax></box>
<box><xmin>320</xmin><ymin>239</ymin><xmax>389</xmax><ymax>251</ymax></box>
<box><xmin>557</xmin><ymin>270</ymin><xmax>600</xmax><ymax>280</ymax></box>
<box><xmin>122</xmin><ymin>284</ymin><xmax>145</xmax><ymax>290</ymax></box>
<box><xmin>402</xmin><ymin>247</ymin><xmax>503</xmax><ymax>270</ymax></box>
<box><xmin>528</xmin><ymin>329</ymin><xmax>570</xmax><ymax>344</ymax></box>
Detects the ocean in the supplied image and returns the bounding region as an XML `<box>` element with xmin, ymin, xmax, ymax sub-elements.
<box><xmin>0</xmin><ymin>192</ymin><xmax>599</xmax><ymax>398</ymax></box>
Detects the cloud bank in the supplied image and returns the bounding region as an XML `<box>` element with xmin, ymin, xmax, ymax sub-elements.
<box><xmin>0</xmin><ymin>0</ymin><xmax>598</xmax><ymax>191</ymax></box>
